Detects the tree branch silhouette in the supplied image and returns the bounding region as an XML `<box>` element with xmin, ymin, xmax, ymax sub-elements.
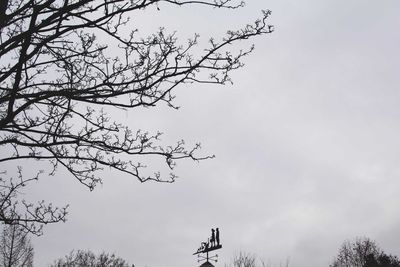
<box><xmin>0</xmin><ymin>0</ymin><xmax>273</xmax><ymax>234</ymax></box>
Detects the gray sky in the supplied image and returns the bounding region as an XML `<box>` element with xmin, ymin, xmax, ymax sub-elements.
<box><xmin>27</xmin><ymin>0</ymin><xmax>400</xmax><ymax>266</ymax></box>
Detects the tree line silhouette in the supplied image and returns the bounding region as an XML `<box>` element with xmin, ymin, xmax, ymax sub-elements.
<box><xmin>1</xmin><ymin>226</ymin><xmax>397</xmax><ymax>267</ymax></box>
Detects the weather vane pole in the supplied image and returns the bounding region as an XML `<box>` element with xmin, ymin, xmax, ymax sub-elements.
<box><xmin>193</xmin><ymin>228</ymin><xmax>222</xmax><ymax>264</ymax></box>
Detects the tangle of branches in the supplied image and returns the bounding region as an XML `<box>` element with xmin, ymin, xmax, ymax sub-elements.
<box><xmin>0</xmin><ymin>0</ymin><xmax>273</xmax><ymax>234</ymax></box>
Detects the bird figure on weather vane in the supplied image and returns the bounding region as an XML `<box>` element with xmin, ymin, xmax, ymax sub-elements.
<box><xmin>193</xmin><ymin>228</ymin><xmax>222</xmax><ymax>263</ymax></box>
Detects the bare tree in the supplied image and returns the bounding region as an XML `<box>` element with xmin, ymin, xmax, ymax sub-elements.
<box><xmin>0</xmin><ymin>0</ymin><xmax>273</xmax><ymax>234</ymax></box>
<box><xmin>331</xmin><ymin>237</ymin><xmax>400</xmax><ymax>267</ymax></box>
<box><xmin>231</xmin><ymin>252</ymin><xmax>289</xmax><ymax>267</ymax></box>
<box><xmin>0</xmin><ymin>224</ymin><xmax>34</xmax><ymax>267</ymax></box>
<box><xmin>50</xmin><ymin>250</ymin><xmax>131</xmax><ymax>267</ymax></box>
<box><xmin>233</xmin><ymin>251</ymin><xmax>257</xmax><ymax>267</ymax></box>
<box><xmin>330</xmin><ymin>237</ymin><xmax>381</xmax><ymax>267</ymax></box>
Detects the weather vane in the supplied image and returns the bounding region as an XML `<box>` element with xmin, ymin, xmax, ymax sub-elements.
<box><xmin>193</xmin><ymin>228</ymin><xmax>222</xmax><ymax>263</ymax></box>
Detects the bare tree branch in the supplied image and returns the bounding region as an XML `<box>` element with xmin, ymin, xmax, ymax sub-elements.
<box><xmin>0</xmin><ymin>0</ymin><xmax>273</xmax><ymax>234</ymax></box>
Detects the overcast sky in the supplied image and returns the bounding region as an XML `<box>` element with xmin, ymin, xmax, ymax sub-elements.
<box><xmin>25</xmin><ymin>0</ymin><xmax>400</xmax><ymax>266</ymax></box>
